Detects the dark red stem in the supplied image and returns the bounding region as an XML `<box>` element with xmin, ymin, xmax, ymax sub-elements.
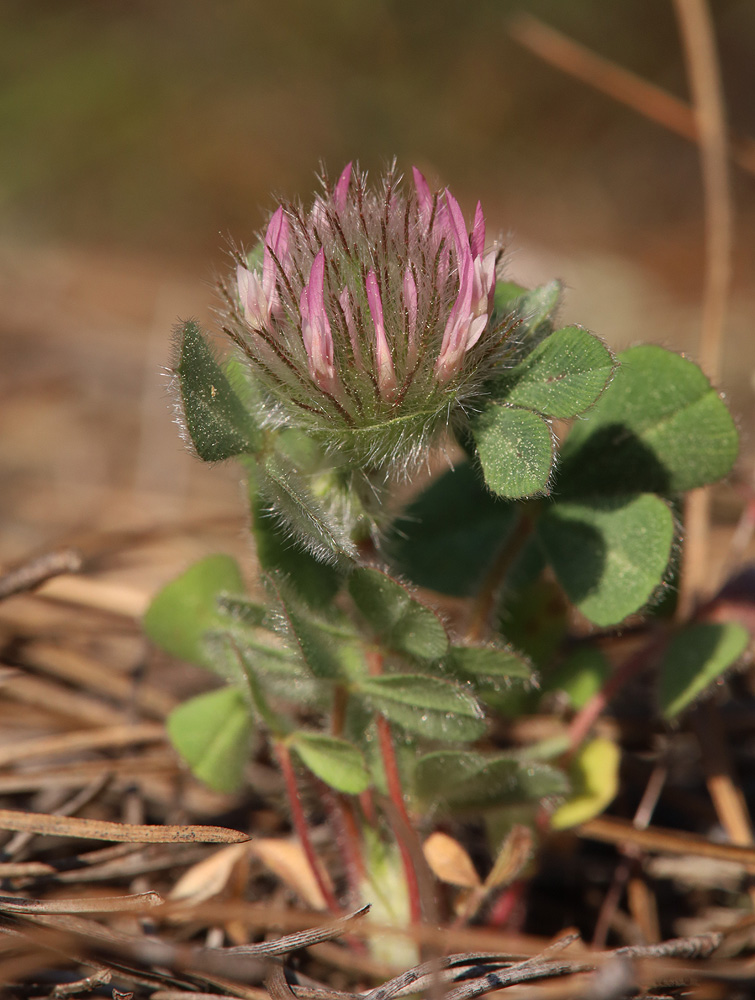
<box><xmin>273</xmin><ymin>740</ymin><xmax>340</xmax><ymax>914</ymax></box>
<box><xmin>367</xmin><ymin>648</ymin><xmax>423</xmax><ymax>924</ymax></box>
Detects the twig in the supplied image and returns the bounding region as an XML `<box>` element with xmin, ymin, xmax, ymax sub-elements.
<box><xmin>593</xmin><ymin>764</ymin><xmax>667</xmax><ymax>947</ymax></box>
<box><xmin>579</xmin><ymin>814</ymin><xmax>755</xmax><ymax>868</ymax></box>
<box><xmin>508</xmin><ymin>12</ymin><xmax>755</xmax><ymax>176</ymax></box>
<box><xmin>0</xmin><ymin>548</ymin><xmax>82</xmax><ymax>601</ymax></box>
<box><xmin>672</xmin><ymin>0</ymin><xmax>733</xmax><ymax>616</ymax></box>
<box><xmin>0</xmin><ymin>892</ymin><xmax>162</xmax><ymax>915</ymax></box>
<box><xmin>693</xmin><ymin>700</ymin><xmax>755</xmax><ymax>907</ymax></box>
<box><xmin>0</xmin><ymin>808</ymin><xmax>248</xmax><ymax>844</ymax></box>
<box><xmin>0</xmin><ymin>722</ymin><xmax>166</xmax><ymax>768</ymax></box>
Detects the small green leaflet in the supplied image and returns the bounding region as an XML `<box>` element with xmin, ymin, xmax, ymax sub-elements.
<box><xmin>288</xmin><ymin>732</ymin><xmax>370</xmax><ymax>794</ymax></box>
<box><xmin>143</xmin><ymin>554</ymin><xmax>245</xmax><ymax>669</ymax></box>
<box><xmin>167</xmin><ymin>686</ymin><xmax>253</xmax><ymax>793</ymax></box>
<box><xmin>175</xmin><ymin>320</ymin><xmax>262</xmax><ymax>461</ymax></box>
<box><xmin>348</xmin><ymin>568</ymin><xmax>448</xmax><ymax>660</ymax></box>
<box><xmin>472</xmin><ymin>405</ymin><xmax>554</xmax><ymax>499</ymax></box>
<box><xmin>414</xmin><ymin>749</ymin><xmax>568</xmax><ymax>812</ymax></box>
<box><xmin>537</xmin><ymin>494</ymin><xmax>674</xmax><ymax>626</ymax></box>
<box><xmin>659</xmin><ymin>622</ymin><xmax>750</xmax><ymax>720</ymax></box>
<box><xmin>558</xmin><ymin>345</ymin><xmax>738</xmax><ymax>495</ymax></box>
<box><xmin>356</xmin><ymin>674</ymin><xmax>485</xmax><ymax>741</ymax></box>
<box><xmin>492</xmin><ymin>325</ymin><xmax>616</xmax><ymax>418</ymax></box>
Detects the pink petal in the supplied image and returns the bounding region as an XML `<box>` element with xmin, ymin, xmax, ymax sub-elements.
<box><xmin>412</xmin><ymin>166</ymin><xmax>434</xmax><ymax>221</ymax></box>
<box><xmin>470</xmin><ymin>202</ymin><xmax>485</xmax><ymax>259</ymax></box>
<box><xmin>300</xmin><ymin>250</ymin><xmax>335</xmax><ymax>387</ymax></box>
<box><xmin>443</xmin><ymin>190</ymin><xmax>471</xmax><ymax>260</ymax></box>
<box><xmin>237</xmin><ymin>263</ymin><xmax>267</xmax><ymax>328</ymax></box>
<box><xmin>262</xmin><ymin>206</ymin><xmax>290</xmax><ymax>311</ymax></box>
<box><xmin>366</xmin><ymin>270</ymin><xmax>397</xmax><ymax>400</ymax></box>
<box><xmin>403</xmin><ymin>267</ymin><xmax>418</xmax><ymax>365</ymax></box>
<box><xmin>333</xmin><ymin>162</ymin><xmax>352</xmax><ymax>212</ymax></box>
<box><xmin>339</xmin><ymin>287</ymin><xmax>363</xmax><ymax>368</ymax></box>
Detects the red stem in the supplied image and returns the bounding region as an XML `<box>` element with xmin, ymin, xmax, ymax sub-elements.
<box><xmin>566</xmin><ymin>633</ymin><xmax>668</xmax><ymax>754</ymax></box>
<box><xmin>367</xmin><ymin>648</ymin><xmax>423</xmax><ymax>924</ymax></box>
<box><xmin>273</xmin><ymin>740</ymin><xmax>340</xmax><ymax>914</ymax></box>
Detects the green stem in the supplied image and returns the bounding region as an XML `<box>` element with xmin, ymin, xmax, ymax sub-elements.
<box><xmin>465</xmin><ymin>510</ymin><xmax>536</xmax><ymax>642</ymax></box>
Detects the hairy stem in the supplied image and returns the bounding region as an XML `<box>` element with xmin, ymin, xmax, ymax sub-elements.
<box><xmin>273</xmin><ymin>740</ymin><xmax>340</xmax><ymax>914</ymax></box>
<box><xmin>367</xmin><ymin>648</ymin><xmax>423</xmax><ymax>924</ymax></box>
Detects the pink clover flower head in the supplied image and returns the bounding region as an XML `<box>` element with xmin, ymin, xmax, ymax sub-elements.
<box><xmin>224</xmin><ymin>163</ymin><xmax>510</xmax><ymax>469</ymax></box>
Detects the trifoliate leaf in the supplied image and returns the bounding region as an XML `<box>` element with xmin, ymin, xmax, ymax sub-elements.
<box><xmin>537</xmin><ymin>494</ymin><xmax>674</xmax><ymax>626</ymax></box>
<box><xmin>659</xmin><ymin>622</ymin><xmax>750</xmax><ymax>720</ymax></box>
<box><xmin>167</xmin><ymin>686</ymin><xmax>252</xmax><ymax>793</ymax></box>
<box><xmin>175</xmin><ymin>320</ymin><xmax>262</xmax><ymax>461</ymax></box>
<box><xmin>348</xmin><ymin>568</ymin><xmax>448</xmax><ymax>660</ymax></box>
<box><xmin>271</xmin><ymin>579</ymin><xmax>365</xmax><ymax>682</ymax></box>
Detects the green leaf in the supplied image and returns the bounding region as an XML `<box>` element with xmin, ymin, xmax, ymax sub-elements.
<box><xmin>357</xmin><ymin>675</ymin><xmax>485</xmax><ymax>741</ymax></box>
<box><xmin>215</xmin><ymin>593</ymin><xmax>270</xmax><ymax>629</ymax></box>
<box><xmin>271</xmin><ymin>578</ymin><xmax>364</xmax><ymax>682</ymax></box>
<box><xmin>167</xmin><ymin>686</ymin><xmax>252</xmax><ymax>793</ymax></box>
<box><xmin>558</xmin><ymin>345</ymin><xmax>739</xmax><ymax>495</ymax></box>
<box><xmin>414</xmin><ymin>750</ymin><xmax>568</xmax><ymax>813</ymax></box>
<box><xmin>175</xmin><ymin>320</ymin><xmax>262</xmax><ymax>461</ymax></box>
<box><xmin>659</xmin><ymin>622</ymin><xmax>750</xmax><ymax>720</ymax></box>
<box><xmin>537</xmin><ymin>494</ymin><xmax>674</xmax><ymax>626</ymax></box>
<box><xmin>250</xmin><ymin>485</ymin><xmax>343</xmax><ymax>610</ymax></box>
<box><xmin>445</xmin><ymin>646</ymin><xmax>535</xmax><ymax>717</ymax></box>
<box><xmin>493</xmin><ymin>326</ymin><xmax>616</xmax><ymax>418</ymax></box>
<box><xmin>447</xmin><ymin>645</ymin><xmax>533</xmax><ymax>681</ymax></box>
<box><xmin>498</xmin><ymin>576</ymin><xmax>568</xmax><ymax>671</ymax></box>
<box><xmin>144</xmin><ymin>555</ymin><xmax>245</xmax><ymax>669</ymax></box>
<box><xmin>493</xmin><ymin>280</ymin><xmax>562</xmax><ymax>340</ymax></box>
<box><xmin>348</xmin><ymin>568</ymin><xmax>448</xmax><ymax>660</ymax></box>
<box><xmin>493</xmin><ymin>280</ymin><xmax>526</xmax><ymax>312</ymax></box>
<box><xmin>388</xmin><ymin>461</ymin><xmax>517</xmax><ymax>597</ymax></box>
<box><xmin>289</xmin><ymin>732</ymin><xmax>370</xmax><ymax>794</ymax></box>
<box><xmin>543</xmin><ymin>647</ymin><xmax>612</xmax><ymax>709</ymax></box>
<box><xmin>258</xmin><ymin>455</ymin><xmax>357</xmax><ymax>566</ymax></box>
<box><xmin>472</xmin><ymin>405</ymin><xmax>554</xmax><ymax>499</ymax></box>
<box><xmin>550</xmin><ymin>737</ymin><xmax>619</xmax><ymax>830</ymax></box>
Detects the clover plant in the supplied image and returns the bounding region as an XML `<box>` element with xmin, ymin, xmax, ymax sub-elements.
<box><xmin>145</xmin><ymin>163</ymin><xmax>744</xmax><ymax>925</ymax></box>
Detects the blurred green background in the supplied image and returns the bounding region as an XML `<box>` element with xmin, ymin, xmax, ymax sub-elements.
<box><xmin>2</xmin><ymin>0</ymin><xmax>752</xmax><ymax>262</ymax></box>
<box><xmin>1</xmin><ymin>0</ymin><xmax>754</xmax><ymax>565</ymax></box>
